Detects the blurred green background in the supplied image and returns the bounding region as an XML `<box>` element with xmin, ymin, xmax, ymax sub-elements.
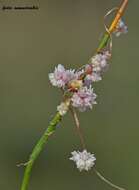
<box><xmin>0</xmin><ymin>0</ymin><xmax>138</xmax><ymax>189</ymax></box>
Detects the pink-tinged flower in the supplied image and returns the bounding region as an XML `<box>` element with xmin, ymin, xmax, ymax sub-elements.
<box><xmin>85</xmin><ymin>73</ymin><xmax>102</xmax><ymax>86</ymax></box>
<box><xmin>71</xmin><ymin>86</ymin><xmax>97</xmax><ymax>112</ymax></box>
<box><xmin>85</xmin><ymin>51</ymin><xmax>110</xmax><ymax>85</ymax></box>
<box><xmin>70</xmin><ymin>150</ymin><xmax>96</xmax><ymax>171</ymax></box>
<box><xmin>114</xmin><ymin>19</ymin><xmax>128</xmax><ymax>37</ymax></box>
<box><xmin>90</xmin><ymin>51</ymin><xmax>110</xmax><ymax>73</ymax></box>
<box><xmin>83</xmin><ymin>65</ymin><xmax>101</xmax><ymax>86</ymax></box>
<box><xmin>49</xmin><ymin>64</ymin><xmax>76</xmax><ymax>88</ymax></box>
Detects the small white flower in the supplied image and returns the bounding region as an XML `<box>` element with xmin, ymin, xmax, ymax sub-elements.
<box><xmin>85</xmin><ymin>73</ymin><xmax>102</xmax><ymax>83</ymax></box>
<box><xmin>84</xmin><ymin>64</ymin><xmax>102</xmax><ymax>85</ymax></box>
<box><xmin>70</xmin><ymin>150</ymin><xmax>96</xmax><ymax>171</ymax></box>
<box><xmin>90</xmin><ymin>51</ymin><xmax>110</xmax><ymax>73</ymax></box>
<box><xmin>57</xmin><ymin>99</ymin><xmax>70</xmax><ymax>116</ymax></box>
<box><xmin>114</xmin><ymin>19</ymin><xmax>128</xmax><ymax>37</ymax></box>
<box><xmin>85</xmin><ymin>51</ymin><xmax>110</xmax><ymax>86</ymax></box>
<box><xmin>49</xmin><ymin>64</ymin><xmax>77</xmax><ymax>88</ymax></box>
<box><xmin>71</xmin><ymin>86</ymin><xmax>97</xmax><ymax>112</ymax></box>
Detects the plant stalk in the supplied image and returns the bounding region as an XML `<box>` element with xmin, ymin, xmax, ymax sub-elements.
<box><xmin>20</xmin><ymin>112</ymin><xmax>62</xmax><ymax>190</ymax></box>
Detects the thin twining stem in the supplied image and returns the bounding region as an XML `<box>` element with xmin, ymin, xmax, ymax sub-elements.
<box><xmin>97</xmin><ymin>0</ymin><xmax>128</xmax><ymax>52</ymax></box>
<box><xmin>94</xmin><ymin>168</ymin><xmax>126</xmax><ymax>190</ymax></box>
<box><xmin>103</xmin><ymin>7</ymin><xmax>119</xmax><ymax>53</ymax></box>
<box><xmin>70</xmin><ymin>107</ymin><xmax>86</xmax><ymax>150</ymax></box>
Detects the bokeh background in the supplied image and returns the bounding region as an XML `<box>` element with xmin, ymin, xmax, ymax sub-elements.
<box><xmin>0</xmin><ymin>0</ymin><xmax>138</xmax><ymax>189</ymax></box>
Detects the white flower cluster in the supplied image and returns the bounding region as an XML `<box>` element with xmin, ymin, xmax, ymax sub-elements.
<box><xmin>49</xmin><ymin>51</ymin><xmax>111</xmax><ymax>113</ymax></box>
<box><xmin>70</xmin><ymin>150</ymin><xmax>96</xmax><ymax>171</ymax></box>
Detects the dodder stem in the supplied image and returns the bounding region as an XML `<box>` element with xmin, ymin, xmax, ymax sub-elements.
<box><xmin>97</xmin><ymin>0</ymin><xmax>128</xmax><ymax>52</ymax></box>
<box><xmin>70</xmin><ymin>107</ymin><xmax>86</xmax><ymax>150</ymax></box>
<box><xmin>94</xmin><ymin>168</ymin><xmax>126</xmax><ymax>190</ymax></box>
<box><xmin>20</xmin><ymin>112</ymin><xmax>62</xmax><ymax>190</ymax></box>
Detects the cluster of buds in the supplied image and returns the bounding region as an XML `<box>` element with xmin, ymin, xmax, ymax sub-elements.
<box><xmin>49</xmin><ymin>50</ymin><xmax>111</xmax><ymax>115</ymax></box>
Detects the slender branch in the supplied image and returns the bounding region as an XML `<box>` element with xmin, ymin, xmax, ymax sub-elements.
<box><xmin>94</xmin><ymin>168</ymin><xmax>126</xmax><ymax>190</ymax></box>
<box><xmin>20</xmin><ymin>112</ymin><xmax>62</xmax><ymax>190</ymax></box>
<box><xmin>70</xmin><ymin>107</ymin><xmax>86</xmax><ymax>150</ymax></box>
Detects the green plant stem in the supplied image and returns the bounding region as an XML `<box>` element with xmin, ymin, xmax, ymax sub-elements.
<box><xmin>97</xmin><ymin>33</ymin><xmax>110</xmax><ymax>52</ymax></box>
<box><xmin>20</xmin><ymin>112</ymin><xmax>62</xmax><ymax>190</ymax></box>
